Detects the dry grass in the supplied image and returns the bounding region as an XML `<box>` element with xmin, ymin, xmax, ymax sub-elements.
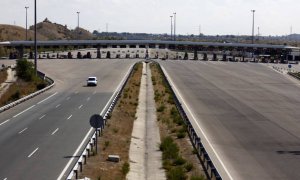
<box><xmin>150</xmin><ymin>63</ymin><xmax>206</xmax><ymax>180</ymax></box>
<box><xmin>0</xmin><ymin>78</ymin><xmax>44</xmax><ymax>106</ymax></box>
<box><xmin>79</xmin><ymin>63</ymin><xmax>143</xmax><ymax>180</ymax></box>
<box><xmin>0</xmin><ymin>68</ymin><xmax>8</xmax><ymax>84</ymax></box>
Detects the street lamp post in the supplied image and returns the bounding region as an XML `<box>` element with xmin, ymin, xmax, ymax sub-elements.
<box><xmin>25</xmin><ymin>6</ymin><xmax>29</xmax><ymax>41</ymax></box>
<box><xmin>34</xmin><ymin>0</ymin><xmax>37</xmax><ymax>75</ymax></box>
<box><xmin>77</xmin><ymin>12</ymin><xmax>80</xmax><ymax>28</ymax></box>
<box><xmin>251</xmin><ymin>10</ymin><xmax>255</xmax><ymax>44</ymax></box>
<box><xmin>173</xmin><ymin>12</ymin><xmax>176</xmax><ymax>41</ymax></box>
<box><xmin>170</xmin><ymin>16</ymin><xmax>173</xmax><ymax>41</ymax></box>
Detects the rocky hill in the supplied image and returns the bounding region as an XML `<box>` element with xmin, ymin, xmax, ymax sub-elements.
<box><xmin>0</xmin><ymin>18</ymin><xmax>94</xmax><ymax>41</ymax></box>
<box><xmin>29</xmin><ymin>18</ymin><xmax>94</xmax><ymax>40</ymax></box>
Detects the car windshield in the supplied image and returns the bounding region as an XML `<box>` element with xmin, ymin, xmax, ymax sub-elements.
<box><xmin>88</xmin><ymin>78</ymin><xmax>96</xmax><ymax>81</ymax></box>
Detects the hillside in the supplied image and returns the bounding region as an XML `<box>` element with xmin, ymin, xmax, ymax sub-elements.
<box><xmin>0</xmin><ymin>18</ymin><xmax>94</xmax><ymax>42</ymax></box>
<box><xmin>29</xmin><ymin>18</ymin><xmax>94</xmax><ymax>40</ymax></box>
<box><xmin>0</xmin><ymin>24</ymin><xmax>48</xmax><ymax>41</ymax></box>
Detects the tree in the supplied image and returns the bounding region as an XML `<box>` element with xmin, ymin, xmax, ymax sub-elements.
<box><xmin>16</xmin><ymin>59</ymin><xmax>35</xmax><ymax>81</ymax></box>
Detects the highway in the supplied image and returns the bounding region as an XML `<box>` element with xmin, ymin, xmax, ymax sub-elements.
<box><xmin>0</xmin><ymin>59</ymin><xmax>138</xmax><ymax>180</ymax></box>
<box><xmin>160</xmin><ymin>60</ymin><xmax>300</xmax><ymax>180</ymax></box>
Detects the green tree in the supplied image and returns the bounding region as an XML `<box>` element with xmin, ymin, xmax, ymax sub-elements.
<box><xmin>16</xmin><ymin>59</ymin><xmax>35</xmax><ymax>81</ymax></box>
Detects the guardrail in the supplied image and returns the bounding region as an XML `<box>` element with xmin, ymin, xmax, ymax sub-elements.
<box><xmin>66</xmin><ymin>63</ymin><xmax>136</xmax><ymax>180</ymax></box>
<box><xmin>156</xmin><ymin>63</ymin><xmax>222</xmax><ymax>180</ymax></box>
<box><xmin>0</xmin><ymin>71</ymin><xmax>55</xmax><ymax>113</ymax></box>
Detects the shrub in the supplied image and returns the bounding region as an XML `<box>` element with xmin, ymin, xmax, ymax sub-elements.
<box><xmin>177</xmin><ymin>132</ymin><xmax>186</xmax><ymax>139</ymax></box>
<box><xmin>16</xmin><ymin>59</ymin><xmax>35</xmax><ymax>81</ymax></box>
<box><xmin>184</xmin><ymin>163</ymin><xmax>193</xmax><ymax>172</ymax></box>
<box><xmin>157</xmin><ymin>105</ymin><xmax>165</xmax><ymax>112</ymax></box>
<box><xmin>167</xmin><ymin>167</ymin><xmax>187</xmax><ymax>180</ymax></box>
<box><xmin>173</xmin><ymin>156</ymin><xmax>186</xmax><ymax>166</ymax></box>
<box><xmin>122</xmin><ymin>162</ymin><xmax>130</xmax><ymax>175</ymax></box>
<box><xmin>160</xmin><ymin>136</ymin><xmax>179</xmax><ymax>160</ymax></box>
<box><xmin>190</xmin><ymin>175</ymin><xmax>206</xmax><ymax>180</ymax></box>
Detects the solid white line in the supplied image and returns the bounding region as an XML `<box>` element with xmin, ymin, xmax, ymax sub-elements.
<box><xmin>78</xmin><ymin>105</ymin><xmax>83</xmax><ymax>109</ymax></box>
<box><xmin>0</xmin><ymin>119</ymin><xmax>10</xmax><ymax>126</ymax></box>
<box><xmin>13</xmin><ymin>105</ymin><xmax>35</xmax><ymax>118</ymax></box>
<box><xmin>57</xmin><ymin>64</ymin><xmax>134</xmax><ymax>180</ymax></box>
<box><xmin>28</xmin><ymin>148</ymin><xmax>39</xmax><ymax>158</ymax></box>
<box><xmin>55</xmin><ymin>104</ymin><xmax>61</xmax><ymax>108</ymax></box>
<box><xmin>67</xmin><ymin>115</ymin><xmax>72</xmax><ymax>120</ymax></box>
<box><xmin>4</xmin><ymin>178</ymin><xmax>7</xmax><ymax>180</ymax></box>
<box><xmin>161</xmin><ymin>66</ymin><xmax>234</xmax><ymax>180</ymax></box>
<box><xmin>18</xmin><ymin>128</ymin><xmax>28</xmax><ymax>134</ymax></box>
<box><xmin>37</xmin><ymin>92</ymin><xmax>58</xmax><ymax>104</ymax></box>
<box><xmin>39</xmin><ymin>115</ymin><xmax>46</xmax><ymax>120</ymax></box>
<box><xmin>57</xmin><ymin>128</ymin><xmax>93</xmax><ymax>180</ymax></box>
<box><xmin>51</xmin><ymin>128</ymin><xmax>59</xmax><ymax>135</ymax></box>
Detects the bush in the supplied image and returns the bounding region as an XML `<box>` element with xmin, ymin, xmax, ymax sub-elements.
<box><xmin>122</xmin><ymin>162</ymin><xmax>130</xmax><ymax>175</ymax></box>
<box><xmin>184</xmin><ymin>163</ymin><xmax>193</xmax><ymax>172</ymax></box>
<box><xmin>190</xmin><ymin>175</ymin><xmax>206</xmax><ymax>180</ymax></box>
<box><xmin>157</xmin><ymin>105</ymin><xmax>165</xmax><ymax>112</ymax></box>
<box><xmin>16</xmin><ymin>59</ymin><xmax>35</xmax><ymax>81</ymax></box>
<box><xmin>177</xmin><ymin>132</ymin><xmax>186</xmax><ymax>139</ymax></box>
<box><xmin>36</xmin><ymin>82</ymin><xmax>47</xmax><ymax>90</ymax></box>
<box><xmin>167</xmin><ymin>167</ymin><xmax>187</xmax><ymax>180</ymax></box>
<box><xmin>160</xmin><ymin>136</ymin><xmax>179</xmax><ymax>160</ymax></box>
<box><xmin>173</xmin><ymin>156</ymin><xmax>186</xmax><ymax>166</ymax></box>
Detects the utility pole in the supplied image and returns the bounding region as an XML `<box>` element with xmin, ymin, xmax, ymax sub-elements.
<box><xmin>25</xmin><ymin>6</ymin><xmax>29</xmax><ymax>41</ymax></box>
<box><xmin>251</xmin><ymin>10</ymin><xmax>255</xmax><ymax>44</ymax></box>
<box><xmin>106</xmin><ymin>23</ymin><xmax>108</xmax><ymax>33</ymax></box>
<box><xmin>199</xmin><ymin>24</ymin><xmax>201</xmax><ymax>39</ymax></box>
<box><xmin>170</xmin><ymin>16</ymin><xmax>173</xmax><ymax>40</ymax></box>
<box><xmin>173</xmin><ymin>12</ymin><xmax>176</xmax><ymax>41</ymax></box>
<box><xmin>34</xmin><ymin>0</ymin><xmax>37</xmax><ymax>75</ymax></box>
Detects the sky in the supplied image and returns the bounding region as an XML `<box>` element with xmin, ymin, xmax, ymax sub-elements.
<box><xmin>0</xmin><ymin>0</ymin><xmax>299</xmax><ymax>36</ymax></box>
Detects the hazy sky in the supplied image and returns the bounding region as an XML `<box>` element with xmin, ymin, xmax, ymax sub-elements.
<box><xmin>0</xmin><ymin>0</ymin><xmax>299</xmax><ymax>36</ymax></box>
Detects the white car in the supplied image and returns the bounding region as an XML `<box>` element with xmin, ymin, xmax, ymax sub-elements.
<box><xmin>87</xmin><ymin>77</ymin><xmax>97</xmax><ymax>86</ymax></box>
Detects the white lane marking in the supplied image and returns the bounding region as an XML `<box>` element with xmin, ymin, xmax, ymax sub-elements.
<box><xmin>39</xmin><ymin>115</ymin><xmax>46</xmax><ymax>120</ymax></box>
<box><xmin>75</xmin><ymin>91</ymin><xmax>79</xmax><ymax>94</ymax></box>
<box><xmin>67</xmin><ymin>115</ymin><xmax>72</xmax><ymax>120</ymax></box>
<box><xmin>55</xmin><ymin>104</ymin><xmax>61</xmax><ymax>108</ymax></box>
<box><xmin>87</xmin><ymin>97</ymin><xmax>90</xmax><ymax>101</ymax></box>
<box><xmin>4</xmin><ymin>178</ymin><xmax>7</xmax><ymax>180</ymax></box>
<box><xmin>66</xmin><ymin>97</ymin><xmax>71</xmax><ymax>100</ymax></box>
<box><xmin>57</xmin><ymin>128</ymin><xmax>93</xmax><ymax>180</ymax></box>
<box><xmin>93</xmin><ymin>91</ymin><xmax>96</xmax><ymax>95</ymax></box>
<box><xmin>57</xmin><ymin>63</ymin><xmax>134</xmax><ymax>180</ymax></box>
<box><xmin>78</xmin><ymin>105</ymin><xmax>83</xmax><ymax>109</ymax></box>
<box><xmin>161</xmin><ymin>66</ymin><xmax>234</xmax><ymax>180</ymax></box>
<box><xmin>28</xmin><ymin>148</ymin><xmax>39</xmax><ymax>158</ymax></box>
<box><xmin>0</xmin><ymin>119</ymin><xmax>10</xmax><ymax>126</ymax></box>
<box><xmin>37</xmin><ymin>92</ymin><xmax>58</xmax><ymax>104</ymax></box>
<box><xmin>18</xmin><ymin>128</ymin><xmax>28</xmax><ymax>134</ymax></box>
<box><xmin>13</xmin><ymin>105</ymin><xmax>35</xmax><ymax>118</ymax></box>
<box><xmin>51</xmin><ymin>128</ymin><xmax>59</xmax><ymax>135</ymax></box>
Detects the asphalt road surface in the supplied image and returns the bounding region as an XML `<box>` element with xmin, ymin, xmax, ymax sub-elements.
<box><xmin>160</xmin><ymin>60</ymin><xmax>300</xmax><ymax>180</ymax></box>
<box><xmin>0</xmin><ymin>59</ymin><xmax>138</xmax><ymax>180</ymax></box>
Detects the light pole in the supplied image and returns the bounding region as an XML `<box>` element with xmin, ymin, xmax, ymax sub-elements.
<box><xmin>34</xmin><ymin>0</ymin><xmax>37</xmax><ymax>75</ymax></box>
<box><xmin>251</xmin><ymin>10</ymin><xmax>255</xmax><ymax>44</ymax></box>
<box><xmin>173</xmin><ymin>12</ymin><xmax>176</xmax><ymax>41</ymax></box>
<box><xmin>77</xmin><ymin>11</ymin><xmax>80</xmax><ymax>28</ymax></box>
<box><xmin>25</xmin><ymin>6</ymin><xmax>29</xmax><ymax>41</ymax></box>
<box><xmin>170</xmin><ymin>16</ymin><xmax>173</xmax><ymax>40</ymax></box>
